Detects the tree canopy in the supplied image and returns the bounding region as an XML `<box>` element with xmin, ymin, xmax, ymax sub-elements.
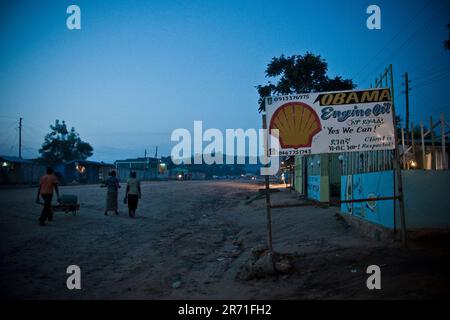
<box><xmin>39</xmin><ymin>120</ymin><xmax>93</xmax><ymax>164</ymax></box>
<box><xmin>256</xmin><ymin>52</ymin><xmax>356</xmax><ymax>112</ymax></box>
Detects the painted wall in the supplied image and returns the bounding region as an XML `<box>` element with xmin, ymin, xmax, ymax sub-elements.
<box><xmin>328</xmin><ymin>153</ymin><xmax>342</xmax><ymax>197</ymax></box>
<box><xmin>294</xmin><ymin>156</ymin><xmax>303</xmax><ymax>194</ymax></box>
<box><xmin>341</xmin><ymin>170</ymin><xmax>395</xmax><ymax>229</ymax></box>
<box><xmin>304</xmin><ymin>154</ymin><xmax>330</xmax><ymax>202</ymax></box>
<box><xmin>307</xmin><ymin>175</ymin><xmax>321</xmax><ymax>201</ymax></box>
<box><xmin>341</xmin><ymin>170</ymin><xmax>450</xmax><ymax>230</ymax></box>
<box><xmin>396</xmin><ymin>170</ymin><xmax>450</xmax><ymax>229</ymax></box>
<box><xmin>117</xmin><ymin>168</ymin><xmax>158</xmax><ymax>181</ymax></box>
<box><xmin>306</xmin><ymin>174</ymin><xmax>330</xmax><ymax>202</ymax></box>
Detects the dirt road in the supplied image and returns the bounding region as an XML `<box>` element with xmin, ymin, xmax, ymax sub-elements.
<box><xmin>1</xmin><ymin>181</ymin><xmax>449</xmax><ymax>299</ymax></box>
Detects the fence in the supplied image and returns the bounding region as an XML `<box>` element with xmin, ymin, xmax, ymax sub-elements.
<box><xmin>310</xmin><ymin>113</ymin><xmax>449</xmax><ymax>175</ymax></box>
<box><xmin>400</xmin><ymin>113</ymin><xmax>449</xmax><ymax>170</ymax></box>
<box><xmin>340</xmin><ymin>150</ymin><xmax>394</xmax><ymax>175</ymax></box>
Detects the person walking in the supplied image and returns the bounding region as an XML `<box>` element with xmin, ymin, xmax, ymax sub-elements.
<box><xmin>124</xmin><ymin>171</ymin><xmax>141</xmax><ymax>218</ymax></box>
<box><xmin>36</xmin><ymin>167</ymin><xmax>60</xmax><ymax>226</ymax></box>
<box><xmin>104</xmin><ymin>170</ymin><xmax>120</xmax><ymax>215</ymax></box>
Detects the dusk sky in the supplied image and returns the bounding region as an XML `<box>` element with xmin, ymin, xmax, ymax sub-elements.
<box><xmin>1</xmin><ymin>0</ymin><xmax>449</xmax><ymax>162</ymax></box>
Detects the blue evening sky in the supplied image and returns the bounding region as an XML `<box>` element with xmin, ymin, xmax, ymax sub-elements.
<box><xmin>1</xmin><ymin>0</ymin><xmax>449</xmax><ymax>162</ymax></box>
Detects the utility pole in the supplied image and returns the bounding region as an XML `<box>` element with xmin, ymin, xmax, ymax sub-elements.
<box><xmin>19</xmin><ymin>117</ymin><xmax>23</xmax><ymax>158</ymax></box>
<box><xmin>382</xmin><ymin>64</ymin><xmax>407</xmax><ymax>247</ymax></box>
<box><xmin>389</xmin><ymin>65</ymin><xmax>407</xmax><ymax>248</ymax></box>
<box><xmin>373</xmin><ymin>65</ymin><xmax>407</xmax><ymax>247</ymax></box>
<box><xmin>402</xmin><ymin>73</ymin><xmax>410</xmax><ymax>145</ymax></box>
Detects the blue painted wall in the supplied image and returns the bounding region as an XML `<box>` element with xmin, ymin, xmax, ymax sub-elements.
<box><xmin>341</xmin><ymin>170</ymin><xmax>395</xmax><ymax>229</ymax></box>
<box><xmin>307</xmin><ymin>175</ymin><xmax>321</xmax><ymax>201</ymax></box>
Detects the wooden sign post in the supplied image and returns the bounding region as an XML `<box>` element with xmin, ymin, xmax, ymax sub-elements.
<box><xmin>262</xmin><ymin>113</ymin><xmax>274</xmax><ymax>254</ymax></box>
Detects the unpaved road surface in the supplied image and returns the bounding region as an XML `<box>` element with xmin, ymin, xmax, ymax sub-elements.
<box><xmin>1</xmin><ymin>181</ymin><xmax>449</xmax><ymax>299</ymax></box>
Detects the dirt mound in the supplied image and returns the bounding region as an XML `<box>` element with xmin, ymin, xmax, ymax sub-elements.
<box><xmin>237</xmin><ymin>245</ymin><xmax>294</xmax><ymax>280</ymax></box>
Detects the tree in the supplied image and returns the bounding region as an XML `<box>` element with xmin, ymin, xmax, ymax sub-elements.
<box><xmin>256</xmin><ymin>52</ymin><xmax>356</xmax><ymax>112</ymax></box>
<box><xmin>39</xmin><ymin>120</ymin><xmax>93</xmax><ymax>163</ymax></box>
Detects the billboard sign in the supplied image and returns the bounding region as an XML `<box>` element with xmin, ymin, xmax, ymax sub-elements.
<box><xmin>265</xmin><ymin>88</ymin><xmax>395</xmax><ymax>156</ymax></box>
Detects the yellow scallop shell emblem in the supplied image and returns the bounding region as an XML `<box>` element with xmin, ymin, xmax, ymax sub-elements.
<box><xmin>269</xmin><ymin>102</ymin><xmax>321</xmax><ymax>148</ymax></box>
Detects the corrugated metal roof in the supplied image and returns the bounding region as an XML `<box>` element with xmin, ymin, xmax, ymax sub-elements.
<box><xmin>0</xmin><ymin>155</ymin><xmax>33</xmax><ymax>164</ymax></box>
<box><xmin>115</xmin><ymin>157</ymin><xmax>159</xmax><ymax>164</ymax></box>
<box><xmin>64</xmin><ymin>159</ymin><xmax>114</xmax><ymax>166</ymax></box>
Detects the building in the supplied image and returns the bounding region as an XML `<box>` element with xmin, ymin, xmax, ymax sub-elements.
<box><xmin>115</xmin><ymin>157</ymin><xmax>170</xmax><ymax>181</ymax></box>
<box><xmin>0</xmin><ymin>156</ymin><xmax>32</xmax><ymax>184</ymax></box>
<box><xmin>293</xmin><ymin>137</ymin><xmax>449</xmax><ymax>203</ymax></box>
<box><xmin>190</xmin><ymin>171</ymin><xmax>207</xmax><ymax>180</ymax></box>
<box><xmin>56</xmin><ymin>160</ymin><xmax>115</xmax><ymax>185</ymax></box>
<box><xmin>0</xmin><ymin>156</ymin><xmax>49</xmax><ymax>185</ymax></box>
<box><xmin>168</xmin><ymin>168</ymin><xmax>189</xmax><ymax>180</ymax></box>
<box><xmin>292</xmin><ymin>139</ymin><xmax>450</xmax><ymax>231</ymax></box>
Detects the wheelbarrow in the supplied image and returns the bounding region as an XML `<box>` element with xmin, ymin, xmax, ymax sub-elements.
<box><xmin>39</xmin><ymin>194</ymin><xmax>80</xmax><ymax>216</ymax></box>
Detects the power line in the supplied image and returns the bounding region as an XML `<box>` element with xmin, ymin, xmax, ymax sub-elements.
<box><xmin>376</xmin><ymin>6</ymin><xmax>445</xmax><ymax>67</ymax></box>
<box><xmin>352</xmin><ymin>0</ymin><xmax>432</xmax><ymax>82</ymax></box>
<box><xmin>411</xmin><ymin>69</ymin><xmax>450</xmax><ymax>89</ymax></box>
<box><xmin>0</xmin><ymin>127</ymin><xmax>17</xmax><ymax>150</ymax></box>
<box><xmin>414</xmin><ymin>66</ymin><xmax>450</xmax><ymax>80</ymax></box>
<box><xmin>410</xmin><ymin>108</ymin><xmax>450</xmax><ymax>117</ymax></box>
<box><xmin>359</xmin><ymin>2</ymin><xmax>447</xmax><ymax>86</ymax></box>
<box><xmin>413</xmin><ymin>61</ymin><xmax>450</xmax><ymax>78</ymax></box>
<box><xmin>413</xmin><ymin>71</ymin><xmax>450</xmax><ymax>87</ymax></box>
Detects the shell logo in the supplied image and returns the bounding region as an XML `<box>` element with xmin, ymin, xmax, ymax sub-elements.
<box><xmin>269</xmin><ymin>102</ymin><xmax>322</xmax><ymax>149</ymax></box>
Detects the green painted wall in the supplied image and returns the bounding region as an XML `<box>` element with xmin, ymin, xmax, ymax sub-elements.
<box><xmin>294</xmin><ymin>156</ymin><xmax>303</xmax><ymax>194</ymax></box>
<box><xmin>319</xmin><ymin>154</ymin><xmax>330</xmax><ymax>202</ymax></box>
<box><xmin>298</xmin><ymin>154</ymin><xmax>330</xmax><ymax>202</ymax></box>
